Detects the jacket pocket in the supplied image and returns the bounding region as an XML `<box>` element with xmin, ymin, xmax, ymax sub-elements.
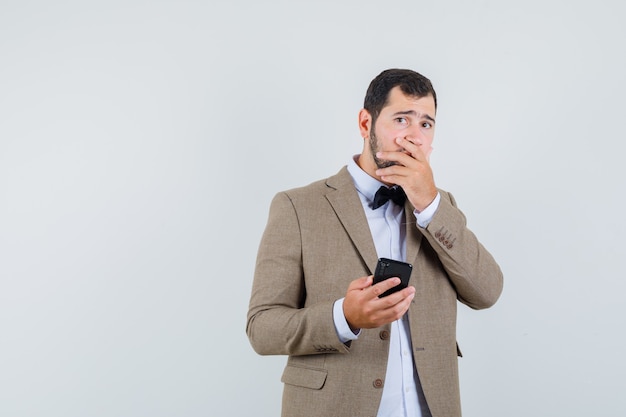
<box><xmin>281</xmin><ymin>365</ymin><xmax>328</xmax><ymax>390</ymax></box>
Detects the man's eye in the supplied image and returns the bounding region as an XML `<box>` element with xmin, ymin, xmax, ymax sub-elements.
<box><xmin>395</xmin><ymin>117</ymin><xmax>408</xmax><ymax>124</ymax></box>
<box><xmin>422</xmin><ymin>122</ymin><xmax>432</xmax><ymax>129</ymax></box>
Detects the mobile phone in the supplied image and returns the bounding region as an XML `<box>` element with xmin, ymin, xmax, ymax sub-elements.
<box><xmin>373</xmin><ymin>258</ymin><xmax>413</xmax><ymax>297</ymax></box>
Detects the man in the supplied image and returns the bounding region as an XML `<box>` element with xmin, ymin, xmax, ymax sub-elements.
<box><xmin>247</xmin><ymin>68</ymin><xmax>503</xmax><ymax>417</ymax></box>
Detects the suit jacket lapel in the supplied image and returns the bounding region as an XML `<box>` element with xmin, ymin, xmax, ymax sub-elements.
<box><xmin>325</xmin><ymin>167</ymin><xmax>423</xmax><ymax>274</ymax></box>
<box><xmin>325</xmin><ymin>167</ymin><xmax>379</xmax><ymax>274</ymax></box>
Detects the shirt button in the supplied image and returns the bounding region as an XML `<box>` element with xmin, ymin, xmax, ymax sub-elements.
<box><xmin>379</xmin><ymin>330</ymin><xmax>390</xmax><ymax>340</ymax></box>
<box><xmin>373</xmin><ymin>379</ymin><xmax>384</xmax><ymax>389</ymax></box>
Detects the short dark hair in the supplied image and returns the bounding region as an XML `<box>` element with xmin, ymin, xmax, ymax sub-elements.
<box><xmin>364</xmin><ymin>69</ymin><xmax>437</xmax><ymax>124</ymax></box>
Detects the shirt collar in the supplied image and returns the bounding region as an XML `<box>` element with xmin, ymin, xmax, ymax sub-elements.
<box><xmin>347</xmin><ymin>155</ymin><xmax>388</xmax><ymax>205</ymax></box>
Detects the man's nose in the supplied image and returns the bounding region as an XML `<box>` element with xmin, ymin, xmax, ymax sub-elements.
<box><xmin>405</xmin><ymin>126</ymin><xmax>426</xmax><ymax>145</ymax></box>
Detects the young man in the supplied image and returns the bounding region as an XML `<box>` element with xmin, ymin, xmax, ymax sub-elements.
<box><xmin>247</xmin><ymin>68</ymin><xmax>503</xmax><ymax>417</ymax></box>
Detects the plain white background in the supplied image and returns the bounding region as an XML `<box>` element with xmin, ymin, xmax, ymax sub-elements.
<box><xmin>1</xmin><ymin>1</ymin><xmax>625</xmax><ymax>416</ymax></box>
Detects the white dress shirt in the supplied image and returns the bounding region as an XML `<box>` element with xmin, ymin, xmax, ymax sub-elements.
<box><xmin>333</xmin><ymin>156</ymin><xmax>440</xmax><ymax>417</ymax></box>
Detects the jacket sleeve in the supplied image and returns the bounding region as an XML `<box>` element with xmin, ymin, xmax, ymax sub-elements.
<box><xmin>246</xmin><ymin>192</ymin><xmax>350</xmax><ymax>356</ymax></box>
<box><xmin>417</xmin><ymin>190</ymin><xmax>503</xmax><ymax>309</ymax></box>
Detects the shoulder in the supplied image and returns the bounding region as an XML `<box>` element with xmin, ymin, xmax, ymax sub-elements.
<box><xmin>276</xmin><ymin>166</ymin><xmax>351</xmax><ymax>201</ymax></box>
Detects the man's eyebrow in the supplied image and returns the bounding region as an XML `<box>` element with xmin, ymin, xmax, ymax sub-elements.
<box><xmin>392</xmin><ymin>110</ymin><xmax>436</xmax><ymax>123</ymax></box>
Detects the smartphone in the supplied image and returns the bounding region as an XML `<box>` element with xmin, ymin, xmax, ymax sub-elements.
<box><xmin>373</xmin><ymin>258</ymin><xmax>413</xmax><ymax>297</ymax></box>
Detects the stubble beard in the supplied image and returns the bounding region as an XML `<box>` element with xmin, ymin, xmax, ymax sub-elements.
<box><xmin>369</xmin><ymin>130</ymin><xmax>397</xmax><ymax>169</ymax></box>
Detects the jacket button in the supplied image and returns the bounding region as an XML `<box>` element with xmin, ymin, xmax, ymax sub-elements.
<box><xmin>379</xmin><ymin>330</ymin><xmax>390</xmax><ymax>340</ymax></box>
<box><xmin>373</xmin><ymin>379</ymin><xmax>384</xmax><ymax>389</ymax></box>
<box><xmin>435</xmin><ymin>231</ymin><xmax>441</xmax><ymax>238</ymax></box>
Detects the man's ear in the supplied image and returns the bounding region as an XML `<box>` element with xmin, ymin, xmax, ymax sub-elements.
<box><xmin>358</xmin><ymin>109</ymin><xmax>372</xmax><ymax>139</ymax></box>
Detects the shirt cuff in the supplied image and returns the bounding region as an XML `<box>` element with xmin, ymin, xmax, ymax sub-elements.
<box><xmin>333</xmin><ymin>298</ymin><xmax>360</xmax><ymax>343</ymax></box>
<box><xmin>414</xmin><ymin>192</ymin><xmax>441</xmax><ymax>228</ymax></box>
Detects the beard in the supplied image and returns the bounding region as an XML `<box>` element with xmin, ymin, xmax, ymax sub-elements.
<box><xmin>369</xmin><ymin>130</ymin><xmax>397</xmax><ymax>169</ymax></box>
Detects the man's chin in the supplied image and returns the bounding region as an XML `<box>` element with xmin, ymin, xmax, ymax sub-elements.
<box><xmin>375</xmin><ymin>160</ymin><xmax>398</xmax><ymax>169</ymax></box>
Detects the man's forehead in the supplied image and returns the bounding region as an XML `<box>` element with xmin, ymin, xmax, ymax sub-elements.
<box><xmin>385</xmin><ymin>86</ymin><xmax>434</xmax><ymax>103</ymax></box>
<box><xmin>383</xmin><ymin>89</ymin><xmax>436</xmax><ymax>117</ymax></box>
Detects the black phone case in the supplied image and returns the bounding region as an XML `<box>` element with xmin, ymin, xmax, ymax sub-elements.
<box><xmin>373</xmin><ymin>258</ymin><xmax>413</xmax><ymax>297</ymax></box>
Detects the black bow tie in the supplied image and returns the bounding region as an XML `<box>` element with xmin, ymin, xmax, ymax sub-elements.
<box><xmin>372</xmin><ymin>186</ymin><xmax>406</xmax><ymax>209</ymax></box>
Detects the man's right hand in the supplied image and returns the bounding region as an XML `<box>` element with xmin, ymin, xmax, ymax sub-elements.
<box><xmin>342</xmin><ymin>275</ymin><xmax>416</xmax><ymax>331</ymax></box>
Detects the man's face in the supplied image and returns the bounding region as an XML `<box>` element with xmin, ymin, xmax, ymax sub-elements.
<box><xmin>359</xmin><ymin>86</ymin><xmax>436</xmax><ymax>174</ymax></box>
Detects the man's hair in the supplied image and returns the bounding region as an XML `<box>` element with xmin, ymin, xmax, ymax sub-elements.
<box><xmin>364</xmin><ymin>69</ymin><xmax>437</xmax><ymax>124</ymax></box>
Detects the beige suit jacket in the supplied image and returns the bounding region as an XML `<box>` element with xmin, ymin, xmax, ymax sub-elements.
<box><xmin>247</xmin><ymin>166</ymin><xmax>503</xmax><ymax>417</ymax></box>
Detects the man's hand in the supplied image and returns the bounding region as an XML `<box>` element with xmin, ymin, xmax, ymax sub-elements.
<box><xmin>342</xmin><ymin>275</ymin><xmax>416</xmax><ymax>331</ymax></box>
<box><xmin>376</xmin><ymin>137</ymin><xmax>437</xmax><ymax>212</ymax></box>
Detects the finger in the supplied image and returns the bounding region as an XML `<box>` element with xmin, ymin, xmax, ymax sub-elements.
<box><xmin>390</xmin><ymin>289</ymin><xmax>416</xmax><ymax>317</ymax></box>
<box><xmin>376</xmin><ymin>163</ymin><xmax>410</xmax><ymax>177</ymax></box>
<box><xmin>370</xmin><ymin>277</ymin><xmax>401</xmax><ymax>298</ymax></box>
<box><xmin>375</xmin><ymin>285</ymin><xmax>416</xmax><ymax>305</ymax></box>
<box><xmin>375</xmin><ymin>148</ymin><xmax>425</xmax><ymax>172</ymax></box>
<box><xmin>395</xmin><ymin>137</ymin><xmax>427</xmax><ymax>161</ymax></box>
<box><xmin>367</xmin><ymin>290</ymin><xmax>415</xmax><ymax>325</ymax></box>
<box><xmin>377</xmin><ymin>287</ymin><xmax>416</xmax><ymax>320</ymax></box>
<box><xmin>374</xmin><ymin>152</ymin><xmax>414</xmax><ymax>177</ymax></box>
<box><xmin>375</xmin><ymin>165</ymin><xmax>413</xmax><ymax>186</ymax></box>
<box><xmin>395</xmin><ymin>285</ymin><xmax>416</xmax><ymax>303</ymax></box>
<box><xmin>376</xmin><ymin>149</ymin><xmax>414</xmax><ymax>166</ymax></box>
